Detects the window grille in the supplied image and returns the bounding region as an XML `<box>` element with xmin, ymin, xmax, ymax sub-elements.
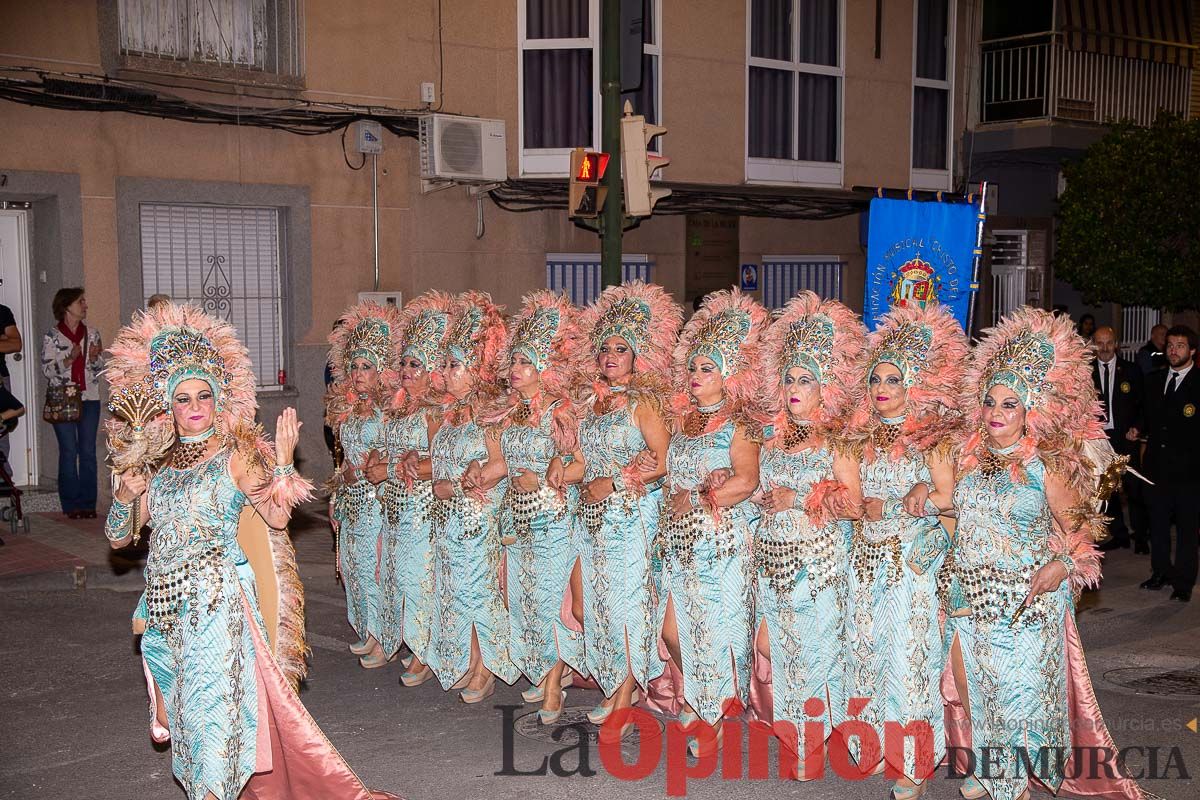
<box><xmin>139</xmin><ymin>203</ymin><xmax>285</xmax><ymax>390</ymax></box>
<box><xmin>546</xmin><ymin>253</ymin><xmax>652</xmax><ymax>306</ymax></box>
<box><xmin>761</xmin><ymin>257</ymin><xmax>843</xmax><ymax>309</ymax></box>
<box><xmin>118</xmin><ymin>0</ymin><xmax>304</xmax><ymax>78</ymax></box>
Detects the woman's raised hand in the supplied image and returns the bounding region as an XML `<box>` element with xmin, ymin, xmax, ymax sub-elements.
<box><xmin>274</xmin><ymin>408</ymin><xmax>302</xmax><ymax>466</ymax></box>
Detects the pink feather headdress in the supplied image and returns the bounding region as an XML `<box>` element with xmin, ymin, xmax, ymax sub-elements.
<box><xmin>849</xmin><ymin>302</ymin><xmax>969</xmax><ymax>458</ymax></box>
<box><xmin>760</xmin><ymin>291</ymin><xmax>868</xmax><ymax>442</ymax></box>
<box><xmin>446</xmin><ymin>290</ymin><xmax>507</xmax><ymax>387</ymax></box>
<box><xmin>105</xmin><ymin>302</ymin><xmax>260</xmax><ymax>466</ymax></box>
<box><xmin>580</xmin><ymin>281</ymin><xmax>682</xmax><ymax>383</ymax></box>
<box><xmin>481</xmin><ymin>290</ymin><xmax>588</xmax><ymax>452</ymax></box>
<box><xmin>391</xmin><ymin>290</ymin><xmax>455</xmax><ymax>410</ymax></box>
<box><xmin>325</xmin><ymin>301</ymin><xmax>403</xmax><ymax>429</ymax></box>
<box><xmin>960</xmin><ymin>307</ymin><xmax>1111</xmax><ymax>589</ymax></box>
<box><xmin>670</xmin><ymin>288</ymin><xmax>770</xmax><ymax>424</ymax></box>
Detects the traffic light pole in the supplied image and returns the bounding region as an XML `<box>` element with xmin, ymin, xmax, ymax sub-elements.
<box><xmin>599</xmin><ymin>0</ymin><xmax>623</xmax><ymax>288</ymax></box>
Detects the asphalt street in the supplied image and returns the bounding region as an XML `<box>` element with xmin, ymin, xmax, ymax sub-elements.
<box><xmin>2</xmin><ymin>506</ymin><xmax>1198</xmax><ymax>800</ymax></box>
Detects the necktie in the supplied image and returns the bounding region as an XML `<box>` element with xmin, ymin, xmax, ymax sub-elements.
<box><xmin>1166</xmin><ymin>371</ymin><xmax>1179</xmax><ymax>398</ymax></box>
<box><xmin>1101</xmin><ymin>362</ymin><xmax>1110</xmax><ymax>422</ymax></box>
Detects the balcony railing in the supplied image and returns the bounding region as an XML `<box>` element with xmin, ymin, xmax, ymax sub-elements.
<box><xmin>982</xmin><ymin>32</ymin><xmax>1191</xmax><ymax>126</ymax></box>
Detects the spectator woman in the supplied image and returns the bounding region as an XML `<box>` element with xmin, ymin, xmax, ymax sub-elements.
<box><xmin>42</xmin><ymin>287</ymin><xmax>102</xmax><ymax>518</ymax></box>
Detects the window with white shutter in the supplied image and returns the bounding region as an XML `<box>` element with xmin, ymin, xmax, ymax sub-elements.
<box><xmin>546</xmin><ymin>253</ymin><xmax>653</xmax><ymax>306</ymax></box>
<box><xmin>139</xmin><ymin>203</ymin><xmax>285</xmax><ymax>390</ymax></box>
<box><xmin>761</xmin><ymin>257</ymin><xmax>843</xmax><ymax>308</ymax></box>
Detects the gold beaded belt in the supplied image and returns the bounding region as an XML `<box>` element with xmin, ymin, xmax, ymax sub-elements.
<box><xmin>501</xmin><ymin>484</ymin><xmax>566</xmax><ymax>542</ymax></box>
<box><xmin>850</xmin><ymin>519</ymin><xmax>904</xmax><ymax>587</ymax></box>
<box><xmin>654</xmin><ymin>506</ymin><xmax>740</xmax><ymax>569</ymax></box>
<box><xmin>755</xmin><ymin>513</ymin><xmax>844</xmax><ymax>597</ymax></box>
<box><xmin>379</xmin><ymin>479</ymin><xmax>432</xmax><ymax>526</ymax></box>
<box><xmin>429</xmin><ymin>494</ymin><xmax>487</xmax><ymax>538</ymax></box>
<box><xmin>938</xmin><ymin>553</ymin><xmax>1052</xmax><ymax>627</ymax></box>
<box><xmin>333</xmin><ymin>481</ymin><xmax>377</xmax><ymax>530</ymax></box>
<box><xmin>144</xmin><ymin>544</ymin><xmax>227</xmax><ymax>634</ymax></box>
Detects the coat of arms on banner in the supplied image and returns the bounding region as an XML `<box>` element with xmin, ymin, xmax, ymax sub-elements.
<box><xmin>890</xmin><ymin>258</ymin><xmax>941</xmax><ymax>308</ymax></box>
<box><xmin>863</xmin><ymin>197</ymin><xmax>978</xmax><ymax>331</ymax></box>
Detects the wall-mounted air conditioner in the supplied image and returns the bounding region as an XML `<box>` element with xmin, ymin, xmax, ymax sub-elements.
<box><xmin>419</xmin><ymin>114</ymin><xmax>507</xmax><ymax>183</ymax></box>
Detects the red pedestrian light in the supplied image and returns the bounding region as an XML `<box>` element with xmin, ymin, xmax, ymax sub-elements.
<box><xmin>575</xmin><ymin>151</ymin><xmax>610</xmax><ymax>185</ymax></box>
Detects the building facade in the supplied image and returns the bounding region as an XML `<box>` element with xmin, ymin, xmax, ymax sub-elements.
<box><xmin>0</xmin><ymin>0</ymin><xmax>974</xmax><ymax>485</ymax></box>
<box><xmin>965</xmin><ymin>0</ymin><xmax>1198</xmax><ymax>355</ymax></box>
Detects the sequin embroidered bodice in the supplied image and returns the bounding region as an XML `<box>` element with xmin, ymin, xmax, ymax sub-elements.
<box><xmin>386</xmin><ymin>409</ymin><xmax>429</xmax><ymax>456</ymax></box>
<box><xmin>759</xmin><ymin>445</ymin><xmax>833</xmax><ymax>496</ymax></box>
<box><xmin>953</xmin><ymin>455</ymin><xmax>1054</xmax><ymax>571</ymax></box>
<box><xmin>341</xmin><ymin>410</ymin><xmax>387</xmax><ymax>467</ymax></box>
<box><xmin>667</xmin><ymin>420</ymin><xmax>735</xmax><ymax>491</ymax></box>
<box><xmin>579</xmin><ymin>405</ymin><xmax>647</xmax><ymax>482</ymax></box>
<box><xmin>500</xmin><ymin>404</ymin><xmax>558</xmax><ymax>475</ymax></box>
<box><xmin>431</xmin><ymin>419</ymin><xmax>488</xmax><ymax>482</ymax></box>
<box><xmin>860</xmin><ymin>447</ymin><xmax>932</xmax><ymax>543</ymax></box>
<box><xmin>147</xmin><ymin>449</ymin><xmax>246</xmax><ymax>572</ymax></box>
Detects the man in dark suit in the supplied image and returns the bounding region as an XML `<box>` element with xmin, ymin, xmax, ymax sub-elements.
<box><xmin>1136</xmin><ymin>324</ymin><xmax>1168</xmax><ymax>375</ymax></box>
<box><xmin>1092</xmin><ymin>327</ymin><xmax>1144</xmax><ymax>551</ymax></box>
<box><xmin>1130</xmin><ymin>325</ymin><xmax>1200</xmax><ymax>602</ymax></box>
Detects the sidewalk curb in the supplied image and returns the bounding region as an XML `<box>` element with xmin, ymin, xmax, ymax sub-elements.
<box><xmin>0</xmin><ymin>562</ymin><xmax>145</xmax><ymax>592</ymax></box>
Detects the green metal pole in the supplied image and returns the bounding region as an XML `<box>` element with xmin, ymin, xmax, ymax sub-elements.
<box><xmin>599</xmin><ymin>0</ymin><xmax>623</xmax><ymax>288</ymax></box>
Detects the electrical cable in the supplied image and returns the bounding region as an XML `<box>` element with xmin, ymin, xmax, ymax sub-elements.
<box><xmin>341</xmin><ymin>125</ymin><xmax>366</xmax><ymax>170</ymax></box>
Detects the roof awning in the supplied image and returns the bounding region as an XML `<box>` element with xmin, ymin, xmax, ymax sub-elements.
<box><xmin>1058</xmin><ymin>0</ymin><xmax>1196</xmax><ymax>67</ymax></box>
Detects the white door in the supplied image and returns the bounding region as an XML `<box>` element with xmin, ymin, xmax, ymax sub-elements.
<box><xmin>0</xmin><ymin>211</ymin><xmax>38</xmax><ymax>485</ymax></box>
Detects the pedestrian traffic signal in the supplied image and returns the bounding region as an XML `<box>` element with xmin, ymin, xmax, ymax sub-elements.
<box><xmin>575</xmin><ymin>150</ymin><xmax>609</xmax><ymax>185</ymax></box>
<box><xmin>569</xmin><ymin>147</ymin><xmax>609</xmax><ymax>219</ymax></box>
<box><xmin>620</xmin><ymin>101</ymin><xmax>670</xmax><ymax>218</ymax></box>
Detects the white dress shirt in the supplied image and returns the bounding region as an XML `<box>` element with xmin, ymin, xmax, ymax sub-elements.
<box><xmin>1165</xmin><ymin>363</ymin><xmax>1193</xmax><ymax>395</ymax></box>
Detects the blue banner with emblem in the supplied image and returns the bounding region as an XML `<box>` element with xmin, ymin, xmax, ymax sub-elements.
<box><xmin>863</xmin><ymin>197</ymin><xmax>979</xmax><ymax>331</ymax></box>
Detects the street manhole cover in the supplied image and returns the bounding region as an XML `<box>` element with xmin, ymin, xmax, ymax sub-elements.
<box><xmin>1104</xmin><ymin>668</ymin><xmax>1200</xmax><ymax>697</ymax></box>
<box><xmin>513</xmin><ymin>705</ymin><xmax>665</xmax><ymax>756</ymax></box>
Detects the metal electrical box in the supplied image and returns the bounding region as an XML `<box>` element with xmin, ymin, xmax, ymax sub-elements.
<box><xmin>354</xmin><ymin>120</ymin><xmax>384</xmax><ymax>155</ymax></box>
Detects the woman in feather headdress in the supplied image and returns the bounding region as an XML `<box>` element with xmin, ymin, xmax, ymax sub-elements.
<box><xmin>646</xmin><ymin>288</ymin><xmax>768</xmax><ymax>752</ymax></box>
<box><xmin>749</xmin><ymin>291</ymin><xmax>866</xmax><ymax>777</ymax></box>
<box><xmin>549</xmin><ymin>281</ymin><xmax>680</xmax><ymax>734</ymax></box>
<box><xmin>423</xmin><ymin>291</ymin><xmax>519</xmax><ymax>701</ymax></box>
<box><xmin>919</xmin><ymin>307</ymin><xmax>1145</xmax><ymax>800</ymax></box>
<box><xmin>104</xmin><ymin>303</ymin><xmax>397</xmax><ymax>800</ymax></box>
<box><xmin>326</xmin><ymin>301</ymin><xmax>404</xmax><ymax>668</ymax></box>
<box><xmin>374</xmin><ymin>292</ymin><xmax>455</xmax><ymax>686</ymax></box>
<box><xmin>472</xmin><ymin>290</ymin><xmax>589</xmax><ymax>722</ymax></box>
<box><xmin>842</xmin><ymin>302</ymin><xmax>968</xmax><ymax>798</ymax></box>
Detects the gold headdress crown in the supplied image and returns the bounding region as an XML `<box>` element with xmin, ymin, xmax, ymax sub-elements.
<box><xmin>868</xmin><ymin>320</ymin><xmax>934</xmax><ymax>388</ymax></box>
<box><xmin>446</xmin><ymin>304</ymin><xmax>484</xmax><ymax>368</ymax></box>
<box><xmin>149</xmin><ymin>326</ymin><xmax>230</xmax><ymax>410</ymax></box>
<box><xmin>687</xmin><ymin>307</ymin><xmax>753</xmax><ymax>377</ymax></box>
<box><xmin>593</xmin><ymin>297</ymin><xmax>651</xmax><ymax>354</ymax></box>
<box><xmin>981</xmin><ymin>330</ymin><xmax>1056</xmax><ymax>408</ymax></box>
<box><xmin>344</xmin><ymin>317</ymin><xmax>392</xmax><ymax>371</ymax></box>
<box><xmin>402</xmin><ymin>308</ymin><xmax>450</xmax><ymax>368</ymax></box>
<box><xmin>782</xmin><ymin>312</ymin><xmax>836</xmax><ymax>383</ymax></box>
<box><xmin>511</xmin><ymin>306</ymin><xmax>561</xmax><ymax>371</ymax></box>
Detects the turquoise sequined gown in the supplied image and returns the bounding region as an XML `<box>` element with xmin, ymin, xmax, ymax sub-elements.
<box><xmin>575</xmin><ymin>401</ymin><xmax>661</xmax><ymax>695</ymax></box>
<box><xmin>332</xmin><ymin>410</ymin><xmax>386</xmax><ymax>644</ymax></box>
<box><xmin>944</xmin><ymin>452</ymin><xmax>1075</xmax><ymax>800</ymax></box>
<box><xmin>127</xmin><ymin>450</ymin><xmax>261</xmax><ymax>800</ymax></box>
<box><xmin>655</xmin><ymin>418</ymin><xmax>757</xmax><ymax>725</ymax></box>
<box><xmin>378</xmin><ymin>407</ymin><xmax>435</xmax><ymax>661</ymax></box>
<box><xmin>848</xmin><ymin>425</ymin><xmax>949</xmax><ymax>780</ymax></box>
<box><xmin>754</xmin><ymin>442</ymin><xmax>853</xmax><ymax>754</ymax></box>
<box><xmin>498</xmin><ymin>402</ymin><xmax>585</xmax><ymax>686</ymax></box>
<box><xmin>426</xmin><ymin>414</ymin><xmax>518</xmax><ymax>688</ymax></box>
